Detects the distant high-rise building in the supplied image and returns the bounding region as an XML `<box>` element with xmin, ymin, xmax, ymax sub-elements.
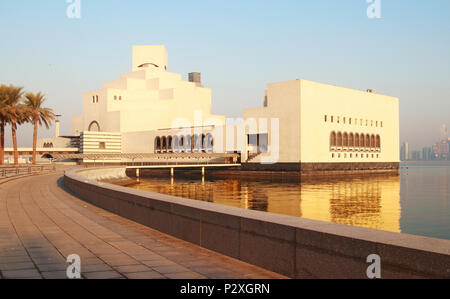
<box><xmin>400</xmin><ymin>142</ymin><xmax>409</xmax><ymax>161</ymax></box>
<box><xmin>412</xmin><ymin>151</ymin><xmax>421</xmax><ymax>161</ymax></box>
<box><xmin>422</xmin><ymin>147</ymin><xmax>433</xmax><ymax>161</ymax></box>
<box><xmin>434</xmin><ymin>140</ymin><xmax>449</xmax><ymax>160</ymax></box>
<box><xmin>440</xmin><ymin>124</ymin><xmax>448</xmax><ymax>142</ymax></box>
<box><xmin>448</xmin><ymin>138</ymin><xmax>450</xmax><ymax>160</ymax></box>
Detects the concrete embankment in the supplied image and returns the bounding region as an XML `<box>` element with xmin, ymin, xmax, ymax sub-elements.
<box><xmin>65</xmin><ymin>167</ymin><xmax>450</xmax><ymax>278</ymax></box>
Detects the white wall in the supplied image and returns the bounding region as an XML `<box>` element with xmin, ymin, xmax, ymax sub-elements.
<box><xmin>299</xmin><ymin>80</ymin><xmax>399</xmax><ymax>163</ymax></box>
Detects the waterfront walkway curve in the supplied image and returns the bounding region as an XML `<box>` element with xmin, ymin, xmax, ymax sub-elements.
<box><xmin>0</xmin><ymin>169</ymin><xmax>285</xmax><ymax>279</ymax></box>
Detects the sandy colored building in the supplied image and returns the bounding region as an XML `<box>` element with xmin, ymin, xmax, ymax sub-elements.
<box><xmin>243</xmin><ymin>79</ymin><xmax>400</xmax><ymax>171</ymax></box>
<box><xmin>72</xmin><ymin>45</ymin><xmax>225</xmax><ymax>136</ymax></box>
<box><xmin>70</xmin><ymin>45</ymin><xmax>400</xmax><ymax>173</ymax></box>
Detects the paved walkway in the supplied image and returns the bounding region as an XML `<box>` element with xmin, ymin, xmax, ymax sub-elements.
<box><xmin>0</xmin><ymin>170</ymin><xmax>286</xmax><ymax>279</ymax></box>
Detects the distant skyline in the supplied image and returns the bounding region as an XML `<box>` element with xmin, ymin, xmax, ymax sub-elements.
<box><xmin>1</xmin><ymin>0</ymin><xmax>449</xmax><ymax>150</ymax></box>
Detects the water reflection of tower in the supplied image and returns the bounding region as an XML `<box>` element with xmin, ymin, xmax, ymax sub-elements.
<box><xmin>328</xmin><ymin>180</ymin><xmax>382</xmax><ymax>229</ymax></box>
<box><xmin>235</xmin><ymin>181</ymin><xmax>268</xmax><ymax>212</ymax></box>
<box><xmin>300</xmin><ymin>176</ymin><xmax>401</xmax><ymax>232</ymax></box>
<box><xmin>246</xmin><ymin>185</ymin><xmax>268</xmax><ymax>212</ymax></box>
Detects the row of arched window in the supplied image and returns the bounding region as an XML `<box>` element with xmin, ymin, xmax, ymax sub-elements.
<box><xmin>330</xmin><ymin>132</ymin><xmax>381</xmax><ymax>151</ymax></box>
<box><xmin>43</xmin><ymin>142</ymin><xmax>54</xmax><ymax>148</ymax></box>
<box><xmin>155</xmin><ymin>134</ymin><xmax>214</xmax><ymax>154</ymax></box>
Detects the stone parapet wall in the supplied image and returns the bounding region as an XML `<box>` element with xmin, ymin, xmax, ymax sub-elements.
<box><xmin>64</xmin><ymin>167</ymin><xmax>449</xmax><ymax>278</ymax></box>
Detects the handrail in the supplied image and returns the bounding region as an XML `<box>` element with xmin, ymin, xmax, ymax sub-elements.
<box><xmin>0</xmin><ymin>165</ymin><xmax>56</xmax><ymax>179</ymax></box>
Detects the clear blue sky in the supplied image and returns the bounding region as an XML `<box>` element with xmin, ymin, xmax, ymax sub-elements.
<box><xmin>1</xmin><ymin>0</ymin><xmax>449</xmax><ymax>150</ymax></box>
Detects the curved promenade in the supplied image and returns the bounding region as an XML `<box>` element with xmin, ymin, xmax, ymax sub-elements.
<box><xmin>0</xmin><ymin>169</ymin><xmax>285</xmax><ymax>279</ymax></box>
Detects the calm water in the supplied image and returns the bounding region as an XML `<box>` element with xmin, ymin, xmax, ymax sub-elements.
<box><xmin>123</xmin><ymin>162</ymin><xmax>450</xmax><ymax>240</ymax></box>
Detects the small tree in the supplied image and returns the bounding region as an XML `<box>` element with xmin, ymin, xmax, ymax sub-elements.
<box><xmin>5</xmin><ymin>85</ymin><xmax>25</xmax><ymax>165</ymax></box>
<box><xmin>0</xmin><ymin>85</ymin><xmax>10</xmax><ymax>165</ymax></box>
<box><xmin>24</xmin><ymin>92</ymin><xmax>55</xmax><ymax>165</ymax></box>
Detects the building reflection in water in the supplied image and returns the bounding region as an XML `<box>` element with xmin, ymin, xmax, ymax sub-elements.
<box><xmin>127</xmin><ymin>173</ymin><xmax>401</xmax><ymax>233</ymax></box>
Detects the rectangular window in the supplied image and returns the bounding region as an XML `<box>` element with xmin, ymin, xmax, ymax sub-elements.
<box><xmin>324</xmin><ymin>115</ymin><xmax>327</xmax><ymax>122</ymax></box>
<box><xmin>258</xmin><ymin>133</ymin><xmax>268</xmax><ymax>153</ymax></box>
<box><xmin>331</xmin><ymin>116</ymin><xmax>334</xmax><ymax>123</ymax></box>
<box><xmin>349</xmin><ymin>118</ymin><xmax>352</xmax><ymax>125</ymax></box>
<box><xmin>99</xmin><ymin>142</ymin><xmax>106</xmax><ymax>149</ymax></box>
<box><xmin>247</xmin><ymin>134</ymin><xmax>268</xmax><ymax>154</ymax></box>
<box><xmin>381</xmin><ymin>121</ymin><xmax>383</xmax><ymax>127</ymax></box>
<box><xmin>343</xmin><ymin>117</ymin><xmax>346</xmax><ymax>124</ymax></box>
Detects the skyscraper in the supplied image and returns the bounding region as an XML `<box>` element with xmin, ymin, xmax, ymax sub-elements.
<box><xmin>400</xmin><ymin>142</ymin><xmax>409</xmax><ymax>161</ymax></box>
<box><xmin>422</xmin><ymin>147</ymin><xmax>433</xmax><ymax>161</ymax></box>
<box><xmin>441</xmin><ymin>124</ymin><xmax>448</xmax><ymax>142</ymax></box>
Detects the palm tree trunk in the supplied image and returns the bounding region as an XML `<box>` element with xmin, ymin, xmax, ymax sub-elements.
<box><xmin>32</xmin><ymin>115</ymin><xmax>38</xmax><ymax>165</ymax></box>
<box><xmin>0</xmin><ymin>122</ymin><xmax>4</xmax><ymax>165</ymax></box>
<box><xmin>11</xmin><ymin>122</ymin><xmax>18</xmax><ymax>165</ymax></box>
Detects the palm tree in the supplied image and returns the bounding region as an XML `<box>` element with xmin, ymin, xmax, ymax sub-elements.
<box><xmin>24</xmin><ymin>92</ymin><xmax>55</xmax><ymax>164</ymax></box>
<box><xmin>0</xmin><ymin>84</ymin><xmax>10</xmax><ymax>165</ymax></box>
<box><xmin>5</xmin><ymin>85</ymin><xmax>25</xmax><ymax>165</ymax></box>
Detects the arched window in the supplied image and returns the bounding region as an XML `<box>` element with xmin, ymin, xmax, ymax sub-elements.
<box><xmin>376</xmin><ymin>135</ymin><xmax>381</xmax><ymax>149</ymax></box>
<box><xmin>366</xmin><ymin>134</ymin><xmax>371</xmax><ymax>148</ymax></box>
<box><xmin>201</xmin><ymin>134</ymin><xmax>206</xmax><ymax>152</ymax></box>
<box><xmin>355</xmin><ymin>134</ymin><xmax>359</xmax><ymax>149</ymax></box>
<box><xmin>193</xmin><ymin>135</ymin><xmax>199</xmax><ymax>153</ymax></box>
<box><xmin>206</xmin><ymin>134</ymin><xmax>214</xmax><ymax>153</ymax></box>
<box><xmin>173</xmin><ymin>136</ymin><xmax>179</xmax><ymax>153</ymax></box>
<box><xmin>185</xmin><ymin>135</ymin><xmax>192</xmax><ymax>153</ymax></box>
<box><xmin>161</xmin><ymin>137</ymin><xmax>167</xmax><ymax>153</ymax></box>
<box><xmin>179</xmin><ymin>136</ymin><xmax>185</xmax><ymax>153</ymax></box>
<box><xmin>371</xmin><ymin>135</ymin><xmax>376</xmax><ymax>149</ymax></box>
<box><xmin>360</xmin><ymin>133</ymin><xmax>365</xmax><ymax>148</ymax></box>
<box><xmin>349</xmin><ymin>133</ymin><xmax>354</xmax><ymax>147</ymax></box>
<box><xmin>88</xmin><ymin>121</ymin><xmax>100</xmax><ymax>132</ymax></box>
<box><xmin>168</xmin><ymin>136</ymin><xmax>173</xmax><ymax>153</ymax></box>
<box><xmin>343</xmin><ymin>133</ymin><xmax>349</xmax><ymax>147</ymax></box>
<box><xmin>154</xmin><ymin>137</ymin><xmax>161</xmax><ymax>153</ymax></box>
<box><xmin>330</xmin><ymin>132</ymin><xmax>337</xmax><ymax>148</ymax></box>
<box><xmin>337</xmin><ymin>132</ymin><xmax>343</xmax><ymax>147</ymax></box>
